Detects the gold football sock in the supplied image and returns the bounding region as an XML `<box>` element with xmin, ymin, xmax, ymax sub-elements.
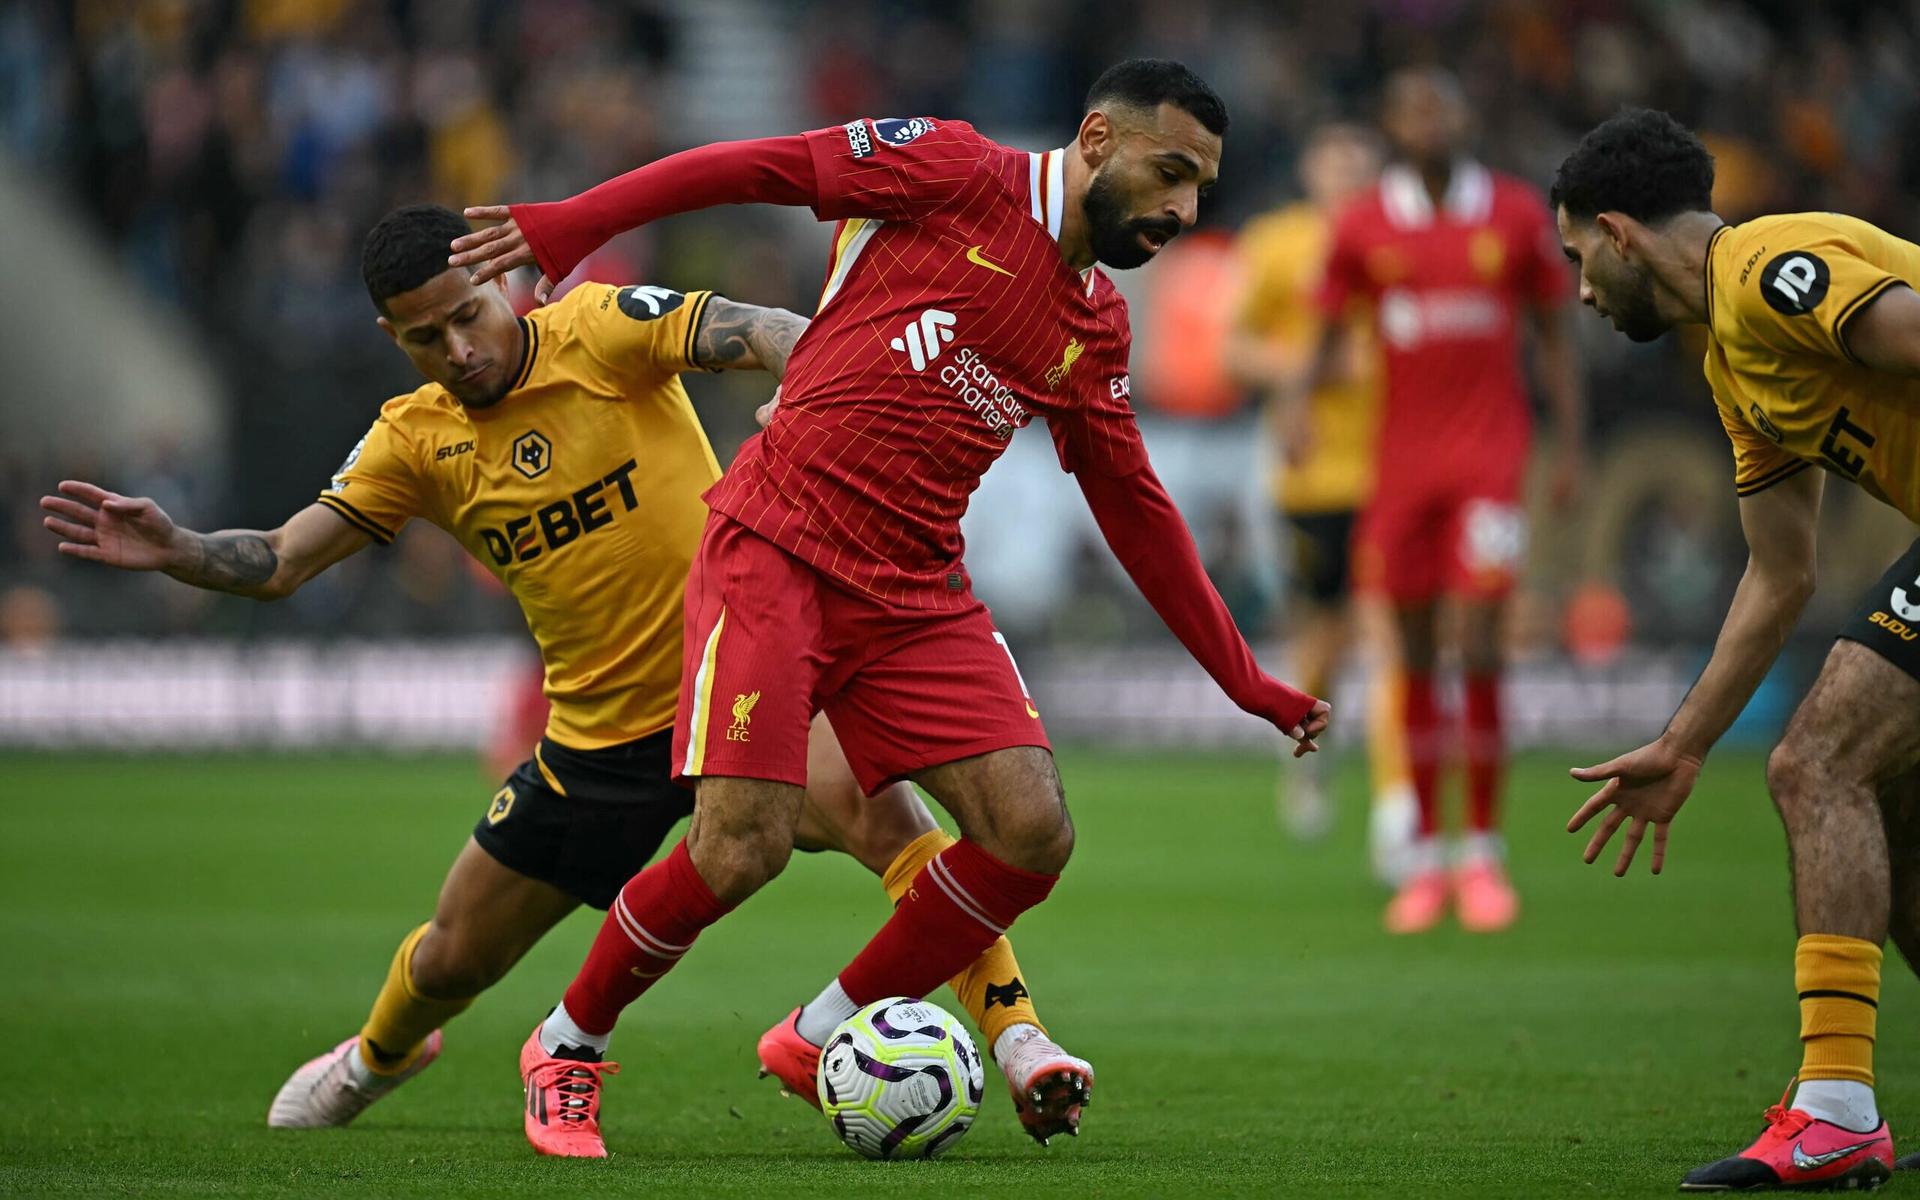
<box><xmin>882</xmin><ymin>828</ymin><xmax>1045</xmax><ymax>1050</ymax></box>
<box><xmin>1368</xmin><ymin>668</ymin><xmax>1412</xmax><ymax>804</ymax></box>
<box><xmin>358</xmin><ymin>923</ymin><xmax>475</xmax><ymax>1076</ymax></box>
<box><xmin>1796</xmin><ymin>934</ymin><xmax>1881</xmax><ymax>1086</ymax></box>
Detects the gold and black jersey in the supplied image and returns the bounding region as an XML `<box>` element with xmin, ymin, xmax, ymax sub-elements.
<box><xmin>1703</xmin><ymin>212</ymin><xmax>1920</xmax><ymax>522</ymax></box>
<box><xmin>319</xmin><ymin>283</ymin><xmax>722</xmax><ymax>750</ymax></box>
<box><xmin>1236</xmin><ymin>202</ymin><xmax>1378</xmax><ymax>514</ymax></box>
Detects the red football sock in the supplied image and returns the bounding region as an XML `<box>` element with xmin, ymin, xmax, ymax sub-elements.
<box><xmin>1464</xmin><ymin>672</ymin><xmax>1503</xmax><ymax>833</ymax></box>
<box><xmin>837</xmin><ymin>839</ymin><xmax>1057</xmax><ymax>1004</ymax></box>
<box><xmin>560</xmin><ymin>840</ymin><xmax>734</xmax><ymax>1035</ymax></box>
<box><xmin>1404</xmin><ymin>671</ymin><xmax>1442</xmax><ymax>839</ymax></box>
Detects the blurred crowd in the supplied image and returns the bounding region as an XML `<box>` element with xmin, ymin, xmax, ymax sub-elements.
<box><xmin>3</xmin><ymin>0</ymin><xmax>1918</xmax><ymax>659</ymax></box>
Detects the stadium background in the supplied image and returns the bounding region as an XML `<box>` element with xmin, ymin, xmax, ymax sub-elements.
<box><xmin>3</xmin><ymin>0</ymin><xmax>1916</xmax><ymax>752</ymax></box>
<box><xmin>7</xmin><ymin>3</ymin><xmax>1920</xmax><ymax>1196</ymax></box>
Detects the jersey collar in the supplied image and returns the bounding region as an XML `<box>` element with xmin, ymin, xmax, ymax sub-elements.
<box><xmin>1379</xmin><ymin>160</ymin><xmax>1492</xmax><ymax>229</ymax></box>
<box><xmin>508</xmin><ymin>314</ymin><xmax>541</xmax><ymax>392</ymax></box>
<box><xmin>1029</xmin><ymin>147</ymin><xmax>1096</xmax><ymax>295</ymax></box>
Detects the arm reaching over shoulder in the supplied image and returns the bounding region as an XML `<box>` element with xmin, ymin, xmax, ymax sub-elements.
<box><xmin>451</xmin><ymin>136</ymin><xmax>822</xmax><ymax>300</ymax></box>
<box><xmin>1075</xmin><ymin>464</ymin><xmax>1329</xmax><ymax>753</ymax></box>
<box><xmin>692</xmin><ymin>296</ymin><xmax>809</xmax><ymax>380</ymax></box>
<box><xmin>40</xmin><ymin>481</ymin><xmax>370</xmax><ymax>600</ymax></box>
<box><xmin>452</xmin><ymin>118</ymin><xmax>986</xmax><ymax>303</ymax></box>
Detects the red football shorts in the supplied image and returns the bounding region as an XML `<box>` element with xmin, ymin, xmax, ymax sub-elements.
<box><xmin>672</xmin><ymin>514</ymin><xmax>1050</xmax><ymax>794</ymax></box>
<box><xmin>1354</xmin><ymin>471</ymin><xmax>1526</xmax><ymax>603</ymax></box>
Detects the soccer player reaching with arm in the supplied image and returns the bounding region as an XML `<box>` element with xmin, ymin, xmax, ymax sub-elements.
<box><xmin>450</xmin><ymin>60</ymin><xmax>1326</xmax><ymax>1154</ymax></box>
<box><xmin>43</xmin><ymin>204</ymin><xmax>1084</xmax><ymax>1153</ymax></box>
<box><xmin>1552</xmin><ymin>109</ymin><xmax>1920</xmax><ymax>1190</ymax></box>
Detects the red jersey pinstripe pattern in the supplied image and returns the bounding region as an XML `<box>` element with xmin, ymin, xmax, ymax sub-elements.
<box><xmin>703</xmin><ymin>119</ymin><xmax>1144</xmax><ymax>610</ymax></box>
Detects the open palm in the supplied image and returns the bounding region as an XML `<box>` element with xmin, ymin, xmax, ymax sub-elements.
<box><xmin>1566</xmin><ymin>740</ymin><xmax>1702</xmax><ymax>876</ymax></box>
<box><xmin>39</xmin><ymin>480</ymin><xmax>180</xmax><ymax>571</ymax></box>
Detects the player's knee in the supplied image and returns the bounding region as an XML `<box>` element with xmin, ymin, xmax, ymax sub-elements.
<box><xmin>409</xmin><ymin>924</ymin><xmax>508</xmax><ymax>999</ymax></box>
<box><xmin>695</xmin><ymin>825</ymin><xmax>794</xmax><ymax>905</ymax></box>
<box><xmin>998</xmin><ymin>794</ymin><xmax>1074</xmax><ymax>875</ymax></box>
<box><xmin>1767</xmin><ymin>736</ymin><xmax>1831</xmax><ymax>825</ymax></box>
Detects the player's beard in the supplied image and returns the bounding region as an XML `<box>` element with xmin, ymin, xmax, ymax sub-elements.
<box><xmin>1606</xmin><ymin>264</ymin><xmax>1669</xmax><ymax>343</ymax></box>
<box><xmin>1083</xmin><ymin>169</ymin><xmax>1180</xmax><ymax>270</ymax></box>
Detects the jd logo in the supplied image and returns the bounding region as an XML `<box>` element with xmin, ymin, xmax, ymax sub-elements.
<box><xmin>616</xmin><ymin>285</ymin><xmax>685</xmax><ymax>321</ymax></box>
<box><xmin>1759</xmin><ymin>251</ymin><xmax>1830</xmax><ymax>316</ymax></box>
<box><xmin>512</xmin><ymin>430</ymin><xmax>552</xmax><ymax>479</ymax></box>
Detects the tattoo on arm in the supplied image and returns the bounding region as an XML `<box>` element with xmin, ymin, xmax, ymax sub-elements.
<box><xmin>693</xmin><ymin>297</ymin><xmax>809</xmax><ymax>379</ymax></box>
<box><xmin>167</xmin><ymin>531</ymin><xmax>280</xmax><ymax>595</ymax></box>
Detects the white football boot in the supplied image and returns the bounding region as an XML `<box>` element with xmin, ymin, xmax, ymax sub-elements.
<box><xmin>994</xmin><ymin>1025</ymin><xmax>1093</xmax><ymax>1146</ymax></box>
<box><xmin>267</xmin><ymin>1031</ymin><xmax>442</xmax><ymax>1128</ymax></box>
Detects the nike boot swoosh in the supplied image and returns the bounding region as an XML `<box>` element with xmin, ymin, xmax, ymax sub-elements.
<box><xmin>1792</xmin><ymin>1137</ymin><xmax>1879</xmax><ymax>1170</ymax></box>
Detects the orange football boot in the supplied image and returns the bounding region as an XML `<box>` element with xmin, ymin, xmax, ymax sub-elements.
<box><xmin>519</xmin><ymin>1025</ymin><xmax>621</xmax><ymax>1158</ymax></box>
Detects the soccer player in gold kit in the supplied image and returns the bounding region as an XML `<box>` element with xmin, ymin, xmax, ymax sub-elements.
<box><xmin>39</xmin><ymin>204</ymin><xmax>1083</xmax><ymax>1150</ymax></box>
<box><xmin>1553</xmin><ymin>109</ymin><xmax>1920</xmax><ymax>1190</ymax></box>
<box><xmin>1227</xmin><ymin>122</ymin><xmax>1417</xmax><ymax>870</ymax></box>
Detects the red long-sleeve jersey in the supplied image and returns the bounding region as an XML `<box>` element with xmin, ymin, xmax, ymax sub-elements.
<box><xmin>511</xmin><ymin>117</ymin><xmax>1316</xmax><ymax>731</ymax></box>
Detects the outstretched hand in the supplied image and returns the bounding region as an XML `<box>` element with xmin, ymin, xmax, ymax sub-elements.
<box><xmin>39</xmin><ymin>480</ymin><xmax>180</xmax><ymax>571</ymax></box>
<box><xmin>450</xmin><ymin>206</ymin><xmax>557</xmax><ymax>303</ymax></box>
<box><xmin>1566</xmin><ymin>739</ymin><xmax>1702</xmax><ymax>876</ymax></box>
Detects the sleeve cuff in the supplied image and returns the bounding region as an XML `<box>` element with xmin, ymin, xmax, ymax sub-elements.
<box><xmin>1734</xmin><ymin>459</ymin><xmax>1813</xmax><ymax>497</ymax></box>
<box><xmin>315</xmin><ymin>493</ymin><xmax>397</xmax><ymax>544</ymax></box>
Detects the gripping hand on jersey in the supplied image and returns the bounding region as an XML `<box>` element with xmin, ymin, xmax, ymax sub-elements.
<box><xmin>1566</xmin><ymin>739</ymin><xmax>1701</xmax><ymax>876</ymax></box>
<box><xmin>451</xmin><ymin>207</ymin><xmax>556</xmax><ymax>303</ymax></box>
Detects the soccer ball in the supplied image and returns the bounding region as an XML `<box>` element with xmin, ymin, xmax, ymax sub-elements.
<box><xmin>817</xmin><ymin>996</ymin><xmax>984</xmax><ymax>1160</ymax></box>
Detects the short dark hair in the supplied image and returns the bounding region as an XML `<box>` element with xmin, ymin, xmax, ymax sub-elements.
<box><xmin>1086</xmin><ymin>58</ymin><xmax>1228</xmax><ymax>137</ymax></box>
<box><xmin>362</xmin><ymin>204</ymin><xmax>472</xmax><ymax>312</ymax></box>
<box><xmin>1549</xmin><ymin>108</ymin><xmax>1715</xmax><ymax>224</ymax></box>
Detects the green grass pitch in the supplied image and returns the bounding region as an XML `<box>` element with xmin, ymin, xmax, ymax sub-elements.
<box><xmin>1</xmin><ymin>748</ymin><xmax>1915</xmax><ymax>1197</ymax></box>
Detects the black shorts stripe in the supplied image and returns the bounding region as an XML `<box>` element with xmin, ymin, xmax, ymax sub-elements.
<box><xmin>1735</xmin><ymin>460</ymin><xmax>1812</xmax><ymax>497</ymax></box>
<box><xmin>1834</xmin><ymin>277</ymin><xmax>1905</xmax><ymax>364</ymax></box>
<box><xmin>1798</xmin><ymin>988</ymin><xmax>1879</xmax><ymax>1008</ymax></box>
<box><xmin>314</xmin><ymin>494</ymin><xmax>395</xmax><ymax>544</ymax></box>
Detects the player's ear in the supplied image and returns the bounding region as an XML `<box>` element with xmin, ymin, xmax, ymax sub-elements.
<box><xmin>1078</xmin><ymin>109</ymin><xmax>1115</xmax><ymax>165</ymax></box>
<box><xmin>375</xmin><ymin>315</ymin><xmax>397</xmax><ymax>343</ymax></box>
<box><xmin>1594</xmin><ymin>212</ymin><xmax>1634</xmax><ymax>258</ymax></box>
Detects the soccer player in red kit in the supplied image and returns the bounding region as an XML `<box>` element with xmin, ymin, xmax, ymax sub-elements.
<box><xmin>1293</xmin><ymin>68</ymin><xmax>1584</xmax><ymax>934</ymax></box>
<box><xmin>451</xmin><ymin>59</ymin><xmax>1328</xmax><ymax>1155</ymax></box>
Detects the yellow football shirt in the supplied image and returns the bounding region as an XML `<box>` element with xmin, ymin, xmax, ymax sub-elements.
<box><xmin>317</xmin><ymin>283</ymin><xmax>723</xmax><ymax>750</ymax></box>
<box><xmin>1704</xmin><ymin>213</ymin><xmax>1920</xmax><ymax>522</ymax></box>
<box><xmin>1236</xmin><ymin>202</ymin><xmax>1379</xmax><ymax>513</ymax></box>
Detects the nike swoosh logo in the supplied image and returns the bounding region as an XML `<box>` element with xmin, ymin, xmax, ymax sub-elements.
<box><xmin>967</xmin><ymin>245</ymin><xmax>1014</xmax><ymax>277</ymax></box>
<box><xmin>1025</xmin><ymin>702</ymin><xmax>1040</xmax><ymax>719</ymax></box>
<box><xmin>1791</xmin><ymin>1138</ymin><xmax>1880</xmax><ymax>1171</ymax></box>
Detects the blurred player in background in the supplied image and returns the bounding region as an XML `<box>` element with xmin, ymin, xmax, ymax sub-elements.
<box><xmin>453</xmin><ymin>59</ymin><xmax>1327</xmax><ymax>1155</ymax></box>
<box><xmin>41</xmin><ymin>204</ymin><xmax>1082</xmax><ymax>1155</ymax></box>
<box><xmin>1556</xmin><ymin>108</ymin><xmax>1920</xmax><ymax>1192</ymax></box>
<box><xmin>1229</xmin><ymin>122</ymin><xmax>1417</xmax><ymax>871</ymax></box>
<box><xmin>1292</xmin><ymin>68</ymin><xmax>1584</xmax><ymax>933</ymax></box>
